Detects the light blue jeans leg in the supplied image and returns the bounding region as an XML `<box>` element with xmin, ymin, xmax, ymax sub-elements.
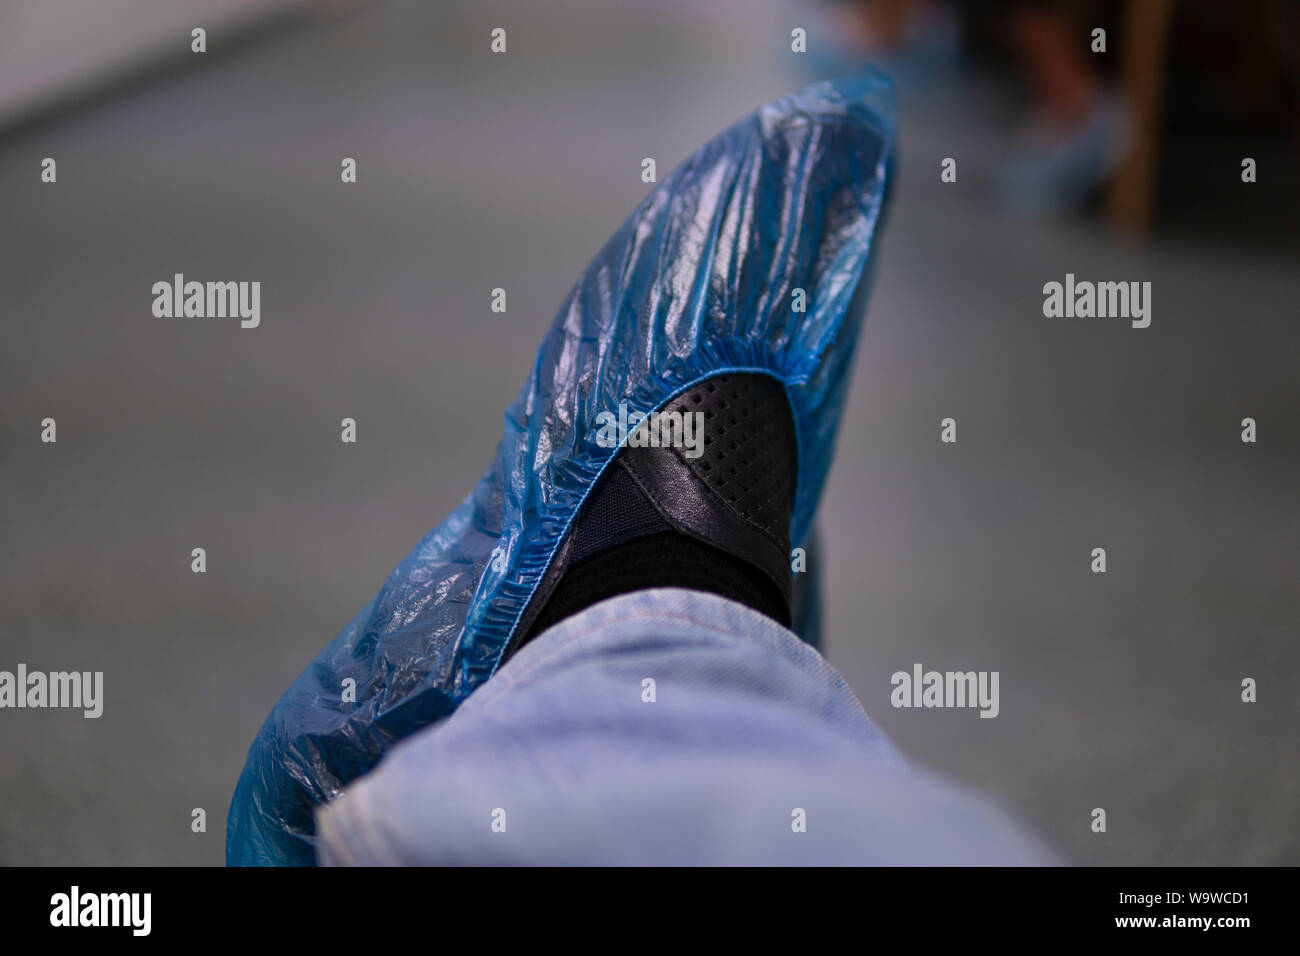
<box><xmin>317</xmin><ymin>588</ymin><xmax>1059</xmax><ymax>865</ymax></box>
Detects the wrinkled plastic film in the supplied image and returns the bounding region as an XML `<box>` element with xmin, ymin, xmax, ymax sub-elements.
<box><xmin>228</xmin><ymin>74</ymin><xmax>896</xmax><ymax>865</ymax></box>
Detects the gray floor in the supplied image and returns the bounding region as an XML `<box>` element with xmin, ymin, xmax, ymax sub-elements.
<box><xmin>2</xmin><ymin>0</ymin><xmax>1296</xmax><ymax>865</ymax></box>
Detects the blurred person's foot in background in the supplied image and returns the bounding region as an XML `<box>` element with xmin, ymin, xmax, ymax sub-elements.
<box><xmin>991</xmin><ymin>0</ymin><xmax>1132</xmax><ymax>217</ymax></box>
<box><xmin>807</xmin><ymin>0</ymin><xmax>961</xmax><ymax>91</ymax></box>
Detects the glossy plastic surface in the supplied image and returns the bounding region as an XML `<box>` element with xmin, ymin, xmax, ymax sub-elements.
<box><xmin>228</xmin><ymin>74</ymin><xmax>895</xmax><ymax>865</ymax></box>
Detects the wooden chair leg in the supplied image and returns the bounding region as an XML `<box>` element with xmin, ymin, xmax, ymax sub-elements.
<box><xmin>1107</xmin><ymin>0</ymin><xmax>1177</xmax><ymax>235</ymax></box>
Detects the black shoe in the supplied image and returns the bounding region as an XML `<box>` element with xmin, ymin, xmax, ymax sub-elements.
<box><xmin>506</xmin><ymin>372</ymin><xmax>797</xmax><ymax>658</ymax></box>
